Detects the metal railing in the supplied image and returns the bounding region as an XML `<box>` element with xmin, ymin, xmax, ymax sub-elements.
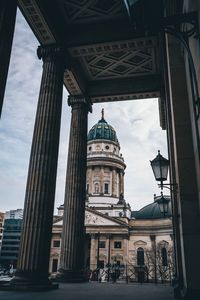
<box><xmin>87</xmin><ymin>263</ymin><xmax>175</xmax><ymax>284</ymax></box>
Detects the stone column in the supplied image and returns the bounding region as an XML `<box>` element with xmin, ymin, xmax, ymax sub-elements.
<box><xmin>166</xmin><ymin>35</ymin><xmax>200</xmax><ymax>299</ymax></box>
<box><xmin>90</xmin><ymin>234</ymin><xmax>96</xmax><ymax>270</ymax></box>
<box><xmin>150</xmin><ymin>235</ymin><xmax>157</xmax><ymax>283</ymax></box>
<box><xmin>112</xmin><ymin>168</ymin><xmax>115</xmax><ymax>196</ymax></box>
<box><xmin>118</xmin><ymin>171</ymin><xmax>121</xmax><ymax>196</ymax></box>
<box><xmin>10</xmin><ymin>44</ymin><xmax>65</xmax><ymax>290</ymax></box>
<box><xmin>0</xmin><ymin>0</ymin><xmax>17</xmax><ymax>117</ymax></box>
<box><xmin>57</xmin><ymin>95</ymin><xmax>92</xmax><ymax>282</ymax></box>
<box><xmin>121</xmin><ymin>171</ymin><xmax>125</xmax><ymax>195</ymax></box>
<box><xmin>100</xmin><ymin>166</ymin><xmax>104</xmax><ymax>194</ymax></box>
<box><xmin>119</xmin><ymin>170</ymin><xmax>123</xmax><ymax>196</ymax></box>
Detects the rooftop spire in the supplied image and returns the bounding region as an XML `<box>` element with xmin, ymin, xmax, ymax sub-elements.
<box><xmin>101</xmin><ymin>108</ymin><xmax>104</xmax><ymax>120</ymax></box>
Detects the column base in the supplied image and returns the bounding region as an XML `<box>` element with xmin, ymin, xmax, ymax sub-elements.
<box><xmin>56</xmin><ymin>268</ymin><xmax>87</xmax><ymax>283</ymax></box>
<box><xmin>172</xmin><ymin>278</ymin><xmax>181</xmax><ymax>299</ymax></box>
<box><xmin>0</xmin><ymin>270</ymin><xmax>59</xmax><ymax>291</ymax></box>
<box><xmin>181</xmin><ymin>287</ymin><xmax>200</xmax><ymax>300</ymax></box>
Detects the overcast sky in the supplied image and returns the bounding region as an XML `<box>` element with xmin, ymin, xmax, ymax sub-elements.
<box><xmin>0</xmin><ymin>10</ymin><xmax>169</xmax><ymax>214</ymax></box>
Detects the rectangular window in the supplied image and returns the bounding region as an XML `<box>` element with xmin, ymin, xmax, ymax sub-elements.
<box><xmin>53</xmin><ymin>240</ymin><xmax>60</xmax><ymax>247</ymax></box>
<box><xmin>52</xmin><ymin>259</ymin><xmax>58</xmax><ymax>273</ymax></box>
<box><xmin>104</xmin><ymin>183</ymin><xmax>109</xmax><ymax>194</ymax></box>
<box><xmin>99</xmin><ymin>241</ymin><xmax>106</xmax><ymax>248</ymax></box>
<box><xmin>114</xmin><ymin>241</ymin><xmax>122</xmax><ymax>249</ymax></box>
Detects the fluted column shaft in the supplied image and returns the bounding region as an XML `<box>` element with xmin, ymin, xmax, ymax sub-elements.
<box><xmin>58</xmin><ymin>96</ymin><xmax>91</xmax><ymax>281</ymax></box>
<box><xmin>119</xmin><ymin>170</ymin><xmax>124</xmax><ymax>195</ymax></box>
<box><xmin>0</xmin><ymin>0</ymin><xmax>17</xmax><ymax>117</ymax></box>
<box><xmin>12</xmin><ymin>45</ymin><xmax>65</xmax><ymax>287</ymax></box>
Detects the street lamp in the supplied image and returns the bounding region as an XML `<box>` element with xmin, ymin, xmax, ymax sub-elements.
<box><xmin>157</xmin><ymin>193</ymin><xmax>170</xmax><ymax>218</ymax></box>
<box><xmin>150</xmin><ymin>150</ymin><xmax>169</xmax><ymax>189</ymax></box>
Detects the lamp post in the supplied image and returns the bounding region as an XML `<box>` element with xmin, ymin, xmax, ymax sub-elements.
<box><xmin>150</xmin><ymin>150</ymin><xmax>177</xmax><ymax>192</ymax></box>
<box><xmin>150</xmin><ymin>150</ymin><xmax>169</xmax><ymax>190</ymax></box>
<box><xmin>157</xmin><ymin>192</ymin><xmax>170</xmax><ymax>218</ymax></box>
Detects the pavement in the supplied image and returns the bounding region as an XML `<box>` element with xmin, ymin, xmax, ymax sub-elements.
<box><xmin>0</xmin><ymin>282</ymin><xmax>174</xmax><ymax>300</ymax></box>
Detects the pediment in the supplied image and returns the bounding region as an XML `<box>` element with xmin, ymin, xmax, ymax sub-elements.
<box><xmin>85</xmin><ymin>210</ymin><xmax>121</xmax><ymax>226</ymax></box>
<box><xmin>134</xmin><ymin>240</ymin><xmax>147</xmax><ymax>246</ymax></box>
<box><xmin>53</xmin><ymin>210</ymin><xmax>123</xmax><ymax>227</ymax></box>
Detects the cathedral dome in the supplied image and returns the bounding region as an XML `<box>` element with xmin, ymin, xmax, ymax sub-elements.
<box><xmin>87</xmin><ymin>109</ymin><xmax>118</xmax><ymax>143</ymax></box>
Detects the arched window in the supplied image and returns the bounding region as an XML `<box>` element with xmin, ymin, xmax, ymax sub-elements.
<box><xmin>94</xmin><ymin>183</ymin><xmax>99</xmax><ymax>194</ymax></box>
<box><xmin>161</xmin><ymin>247</ymin><xmax>168</xmax><ymax>266</ymax></box>
<box><xmin>137</xmin><ymin>247</ymin><xmax>144</xmax><ymax>266</ymax></box>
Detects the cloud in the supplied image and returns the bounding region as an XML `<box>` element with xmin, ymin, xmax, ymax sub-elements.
<box><xmin>0</xmin><ymin>10</ymin><xmax>169</xmax><ymax>214</ymax></box>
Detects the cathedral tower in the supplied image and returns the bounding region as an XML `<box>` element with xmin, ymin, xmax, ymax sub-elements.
<box><xmin>86</xmin><ymin>109</ymin><xmax>130</xmax><ymax>218</ymax></box>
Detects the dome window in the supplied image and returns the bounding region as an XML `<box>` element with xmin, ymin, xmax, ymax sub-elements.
<box><xmin>105</xmin><ymin>145</ymin><xmax>109</xmax><ymax>150</ymax></box>
<box><xmin>89</xmin><ymin>146</ymin><xmax>92</xmax><ymax>151</ymax></box>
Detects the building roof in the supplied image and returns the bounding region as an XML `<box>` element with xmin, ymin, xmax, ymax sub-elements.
<box><xmin>87</xmin><ymin>109</ymin><xmax>118</xmax><ymax>143</ymax></box>
<box><xmin>131</xmin><ymin>195</ymin><xmax>171</xmax><ymax>219</ymax></box>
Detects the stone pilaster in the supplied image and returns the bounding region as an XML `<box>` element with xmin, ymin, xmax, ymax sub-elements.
<box><xmin>112</xmin><ymin>168</ymin><xmax>115</xmax><ymax>196</ymax></box>
<box><xmin>0</xmin><ymin>0</ymin><xmax>17</xmax><ymax>117</ymax></box>
<box><xmin>10</xmin><ymin>44</ymin><xmax>65</xmax><ymax>290</ymax></box>
<box><xmin>88</xmin><ymin>167</ymin><xmax>92</xmax><ymax>194</ymax></box>
<box><xmin>123</xmin><ymin>235</ymin><xmax>128</xmax><ymax>263</ymax></box>
<box><xmin>166</xmin><ymin>35</ymin><xmax>200</xmax><ymax>299</ymax></box>
<box><xmin>161</xmin><ymin>33</ymin><xmax>183</xmax><ymax>297</ymax></box>
<box><xmin>57</xmin><ymin>95</ymin><xmax>92</xmax><ymax>282</ymax></box>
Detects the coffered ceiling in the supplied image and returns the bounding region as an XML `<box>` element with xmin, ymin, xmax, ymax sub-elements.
<box><xmin>18</xmin><ymin>0</ymin><xmax>162</xmax><ymax>103</ymax></box>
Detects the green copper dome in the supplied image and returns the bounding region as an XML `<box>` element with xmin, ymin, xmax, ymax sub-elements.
<box><xmin>87</xmin><ymin>109</ymin><xmax>118</xmax><ymax>143</ymax></box>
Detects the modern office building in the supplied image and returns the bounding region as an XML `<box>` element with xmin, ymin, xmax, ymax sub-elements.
<box><xmin>0</xmin><ymin>209</ymin><xmax>23</xmax><ymax>269</ymax></box>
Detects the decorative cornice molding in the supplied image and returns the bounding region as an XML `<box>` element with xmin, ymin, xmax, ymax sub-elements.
<box><xmin>69</xmin><ymin>37</ymin><xmax>158</xmax><ymax>57</ymax></box>
<box><xmin>91</xmin><ymin>91</ymin><xmax>160</xmax><ymax>103</ymax></box>
<box><xmin>18</xmin><ymin>0</ymin><xmax>55</xmax><ymax>44</ymax></box>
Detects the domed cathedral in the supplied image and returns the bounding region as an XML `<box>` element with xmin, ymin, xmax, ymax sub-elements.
<box><xmin>50</xmin><ymin>110</ymin><xmax>173</xmax><ymax>283</ymax></box>
<box><xmin>86</xmin><ymin>109</ymin><xmax>131</xmax><ymax>218</ymax></box>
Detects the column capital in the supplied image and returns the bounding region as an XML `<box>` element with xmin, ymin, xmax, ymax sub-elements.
<box><xmin>68</xmin><ymin>95</ymin><xmax>92</xmax><ymax>113</ymax></box>
<box><xmin>37</xmin><ymin>44</ymin><xmax>65</xmax><ymax>64</ymax></box>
